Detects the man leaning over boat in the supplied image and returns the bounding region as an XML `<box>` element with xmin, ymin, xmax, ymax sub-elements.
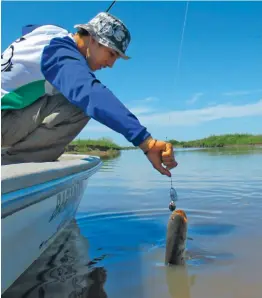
<box><xmin>1</xmin><ymin>12</ymin><xmax>177</xmax><ymax>177</ymax></box>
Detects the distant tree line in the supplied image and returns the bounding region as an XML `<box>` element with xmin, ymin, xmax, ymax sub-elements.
<box><xmin>66</xmin><ymin>134</ymin><xmax>262</xmax><ymax>153</ymax></box>
<box><xmin>66</xmin><ymin>137</ymin><xmax>121</xmax><ymax>152</ymax></box>
<box><xmin>168</xmin><ymin>134</ymin><xmax>262</xmax><ymax>148</ymax></box>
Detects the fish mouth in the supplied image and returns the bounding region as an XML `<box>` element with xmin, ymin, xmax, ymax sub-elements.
<box><xmin>171</xmin><ymin>209</ymin><xmax>188</xmax><ymax>223</ymax></box>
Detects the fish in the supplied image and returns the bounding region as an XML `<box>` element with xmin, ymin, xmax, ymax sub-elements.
<box><xmin>165</xmin><ymin>209</ymin><xmax>188</xmax><ymax>266</ymax></box>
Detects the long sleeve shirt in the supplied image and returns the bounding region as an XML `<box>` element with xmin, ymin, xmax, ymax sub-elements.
<box><xmin>1</xmin><ymin>24</ymin><xmax>151</xmax><ymax>146</ymax></box>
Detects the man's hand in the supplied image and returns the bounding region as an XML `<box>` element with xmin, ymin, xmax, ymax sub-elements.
<box><xmin>139</xmin><ymin>137</ymin><xmax>178</xmax><ymax>177</ymax></box>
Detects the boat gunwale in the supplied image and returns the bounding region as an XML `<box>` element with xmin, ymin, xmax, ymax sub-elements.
<box><xmin>1</xmin><ymin>160</ymin><xmax>102</xmax><ymax>219</ymax></box>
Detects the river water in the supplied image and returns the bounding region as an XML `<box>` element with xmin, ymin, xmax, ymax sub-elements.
<box><xmin>4</xmin><ymin>147</ymin><xmax>262</xmax><ymax>298</ymax></box>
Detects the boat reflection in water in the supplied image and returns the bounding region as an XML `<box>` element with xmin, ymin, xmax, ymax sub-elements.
<box><xmin>3</xmin><ymin>220</ymin><xmax>108</xmax><ymax>298</ymax></box>
<box><xmin>3</xmin><ymin>215</ymin><xmax>200</xmax><ymax>298</ymax></box>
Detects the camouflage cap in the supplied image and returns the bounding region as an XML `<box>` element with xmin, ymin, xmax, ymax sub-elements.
<box><xmin>74</xmin><ymin>12</ymin><xmax>131</xmax><ymax>60</ymax></box>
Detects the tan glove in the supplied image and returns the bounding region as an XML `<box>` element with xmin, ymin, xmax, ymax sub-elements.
<box><xmin>139</xmin><ymin>136</ymin><xmax>178</xmax><ymax>177</ymax></box>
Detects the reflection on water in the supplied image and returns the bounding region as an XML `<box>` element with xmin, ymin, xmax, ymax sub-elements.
<box><xmin>3</xmin><ymin>147</ymin><xmax>262</xmax><ymax>298</ymax></box>
<box><xmin>2</xmin><ymin>218</ymin><xmax>200</xmax><ymax>298</ymax></box>
<box><xmin>3</xmin><ymin>220</ymin><xmax>108</xmax><ymax>298</ymax></box>
<box><xmin>165</xmin><ymin>266</ymin><xmax>193</xmax><ymax>298</ymax></box>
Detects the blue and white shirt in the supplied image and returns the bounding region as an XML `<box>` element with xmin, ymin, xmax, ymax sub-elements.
<box><xmin>1</xmin><ymin>24</ymin><xmax>150</xmax><ymax>146</ymax></box>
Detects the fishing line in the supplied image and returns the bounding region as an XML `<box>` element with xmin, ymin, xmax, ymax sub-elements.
<box><xmin>166</xmin><ymin>1</ymin><xmax>189</xmax><ymax>140</ymax></box>
<box><xmin>167</xmin><ymin>1</ymin><xmax>189</xmax><ymax>136</ymax></box>
<box><xmin>104</xmin><ymin>0</ymin><xmax>188</xmax><ymax>208</ymax></box>
<box><xmin>174</xmin><ymin>1</ymin><xmax>189</xmax><ymax>88</ymax></box>
<box><xmin>169</xmin><ymin>2</ymin><xmax>189</xmax><ymax>207</ymax></box>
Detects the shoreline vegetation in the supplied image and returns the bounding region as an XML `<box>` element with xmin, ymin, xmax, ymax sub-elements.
<box><xmin>65</xmin><ymin>134</ymin><xmax>262</xmax><ymax>159</ymax></box>
<box><xmin>169</xmin><ymin>134</ymin><xmax>262</xmax><ymax>148</ymax></box>
<box><xmin>65</xmin><ymin>138</ymin><xmax>122</xmax><ymax>160</ymax></box>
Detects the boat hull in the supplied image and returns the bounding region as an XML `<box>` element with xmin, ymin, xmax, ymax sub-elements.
<box><xmin>1</xmin><ymin>155</ymin><xmax>102</xmax><ymax>294</ymax></box>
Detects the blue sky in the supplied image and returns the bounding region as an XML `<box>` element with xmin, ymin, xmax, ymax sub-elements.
<box><xmin>2</xmin><ymin>1</ymin><xmax>262</xmax><ymax>146</ymax></box>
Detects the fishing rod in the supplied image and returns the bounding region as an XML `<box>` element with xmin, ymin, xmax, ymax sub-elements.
<box><xmin>106</xmin><ymin>1</ymin><xmax>116</xmax><ymax>12</ymax></box>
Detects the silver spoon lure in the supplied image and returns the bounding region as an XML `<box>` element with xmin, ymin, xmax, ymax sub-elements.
<box><xmin>169</xmin><ymin>176</ymin><xmax>178</xmax><ymax>211</ymax></box>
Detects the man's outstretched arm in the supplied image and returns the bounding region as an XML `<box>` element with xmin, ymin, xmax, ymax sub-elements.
<box><xmin>41</xmin><ymin>36</ymin><xmax>150</xmax><ymax>146</ymax></box>
<box><xmin>41</xmin><ymin>36</ymin><xmax>177</xmax><ymax>176</ymax></box>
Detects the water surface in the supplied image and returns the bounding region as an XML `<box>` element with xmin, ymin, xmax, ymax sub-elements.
<box><xmin>4</xmin><ymin>147</ymin><xmax>262</xmax><ymax>298</ymax></box>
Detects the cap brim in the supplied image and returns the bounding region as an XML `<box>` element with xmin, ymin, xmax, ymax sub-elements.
<box><xmin>74</xmin><ymin>24</ymin><xmax>131</xmax><ymax>60</ymax></box>
<box><xmin>118</xmin><ymin>52</ymin><xmax>130</xmax><ymax>60</ymax></box>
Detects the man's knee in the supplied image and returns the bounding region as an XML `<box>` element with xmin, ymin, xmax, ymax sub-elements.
<box><xmin>1</xmin><ymin>94</ymin><xmax>90</xmax><ymax>163</ymax></box>
<box><xmin>42</xmin><ymin>94</ymin><xmax>90</xmax><ymax>138</ymax></box>
<box><xmin>43</xmin><ymin>94</ymin><xmax>89</xmax><ymax>127</ymax></box>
